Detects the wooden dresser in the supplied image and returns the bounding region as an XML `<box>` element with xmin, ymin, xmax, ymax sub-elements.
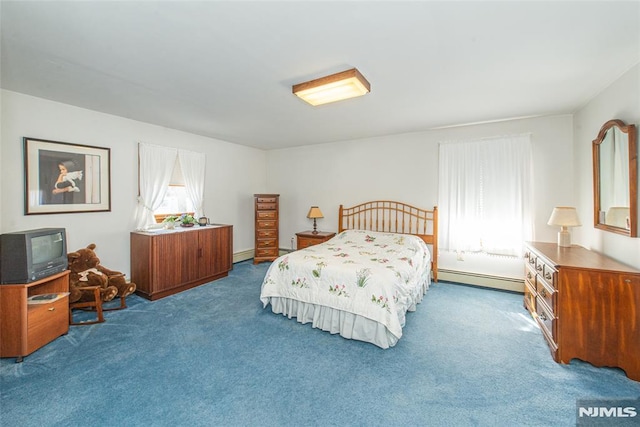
<box><xmin>254</xmin><ymin>194</ymin><xmax>279</xmax><ymax>264</ymax></box>
<box><xmin>296</xmin><ymin>231</ymin><xmax>336</xmax><ymax>250</ymax></box>
<box><xmin>523</xmin><ymin>241</ymin><xmax>640</xmax><ymax>381</ymax></box>
<box><xmin>131</xmin><ymin>224</ymin><xmax>233</xmax><ymax>300</ymax></box>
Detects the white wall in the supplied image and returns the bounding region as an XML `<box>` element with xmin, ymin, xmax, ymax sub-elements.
<box><xmin>4</xmin><ymin>62</ymin><xmax>636</xmax><ymax>282</ymax></box>
<box><xmin>267</xmin><ymin>114</ymin><xmax>575</xmax><ymax>279</ymax></box>
<box><xmin>574</xmin><ymin>63</ymin><xmax>640</xmax><ymax>269</ymax></box>
<box><xmin>0</xmin><ymin>90</ymin><xmax>267</xmax><ymax>277</ymax></box>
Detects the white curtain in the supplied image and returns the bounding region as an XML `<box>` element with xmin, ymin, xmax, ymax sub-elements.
<box><xmin>438</xmin><ymin>134</ymin><xmax>533</xmax><ymax>257</ymax></box>
<box><xmin>178</xmin><ymin>149</ymin><xmax>206</xmax><ymax>218</ymax></box>
<box><xmin>134</xmin><ymin>143</ymin><xmax>178</xmax><ymax>230</ymax></box>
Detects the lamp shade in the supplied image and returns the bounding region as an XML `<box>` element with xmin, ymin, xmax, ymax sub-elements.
<box><xmin>606</xmin><ymin>207</ymin><xmax>630</xmax><ymax>229</ymax></box>
<box><xmin>547</xmin><ymin>207</ymin><xmax>581</xmax><ymax>227</ymax></box>
<box><xmin>307</xmin><ymin>206</ymin><xmax>324</xmax><ymax>219</ymax></box>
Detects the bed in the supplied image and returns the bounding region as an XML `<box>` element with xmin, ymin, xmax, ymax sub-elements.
<box><xmin>259</xmin><ymin>201</ymin><xmax>438</xmax><ymax>348</ymax></box>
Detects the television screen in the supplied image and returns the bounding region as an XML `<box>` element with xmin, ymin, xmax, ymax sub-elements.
<box><xmin>31</xmin><ymin>232</ymin><xmax>65</xmax><ymax>265</ymax></box>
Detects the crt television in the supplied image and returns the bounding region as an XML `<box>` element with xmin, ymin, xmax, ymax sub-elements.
<box><xmin>0</xmin><ymin>228</ymin><xmax>68</xmax><ymax>284</ymax></box>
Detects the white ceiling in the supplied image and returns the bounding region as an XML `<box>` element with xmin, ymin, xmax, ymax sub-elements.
<box><xmin>2</xmin><ymin>1</ymin><xmax>639</xmax><ymax>150</ymax></box>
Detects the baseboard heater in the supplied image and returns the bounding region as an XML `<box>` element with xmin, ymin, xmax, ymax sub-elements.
<box><xmin>437</xmin><ymin>269</ymin><xmax>524</xmax><ymax>293</ymax></box>
<box><xmin>233</xmin><ymin>248</ymin><xmax>293</xmax><ymax>264</ymax></box>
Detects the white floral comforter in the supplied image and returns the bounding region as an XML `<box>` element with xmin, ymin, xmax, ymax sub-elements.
<box><xmin>260</xmin><ymin>229</ymin><xmax>431</xmax><ymax>345</ymax></box>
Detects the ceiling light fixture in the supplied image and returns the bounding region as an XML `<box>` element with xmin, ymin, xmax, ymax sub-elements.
<box><xmin>292</xmin><ymin>68</ymin><xmax>371</xmax><ymax>106</ymax></box>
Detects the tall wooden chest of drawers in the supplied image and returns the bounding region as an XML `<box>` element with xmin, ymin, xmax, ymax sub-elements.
<box><xmin>523</xmin><ymin>241</ymin><xmax>640</xmax><ymax>381</ymax></box>
<box><xmin>254</xmin><ymin>194</ymin><xmax>279</xmax><ymax>264</ymax></box>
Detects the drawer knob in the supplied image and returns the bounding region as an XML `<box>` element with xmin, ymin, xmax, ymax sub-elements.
<box><xmin>545</xmin><ymin>273</ymin><xmax>552</xmax><ymax>280</ymax></box>
<box><xmin>536</xmin><ymin>265</ymin><xmax>543</xmax><ymax>271</ymax></box>
<box><xmin>538</xmin><ymin>312</ymin><xmax>547</xmax><ymax>321</ymax></box>
<box><xmin>540</xmin><ymin>289</ymin><xmax>547</xmax><ymax>298</ymax></box>
<box><xmin>527</xmin><ymin>272</ymin><xmax>532</xmax><ymax>279</ymax></box>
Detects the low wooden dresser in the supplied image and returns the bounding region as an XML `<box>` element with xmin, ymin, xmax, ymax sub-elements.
<box><xmin>296</xmin><ymin>231</ymin><xmax>336</xmax><ymax>250</ymax></box>
<box><xmin>131</xmin><ymin>225</ymin><xmax>233</xmax><ymax>300</ymax></box>
<box><xmin>523</xmin><ymin>241</ymin><xmax>640</xmax><ymax>381</ymax></box>
<box><xmin>254</xmin><ymin>194</ymin><xmax>279</xmax><ymax>264</ymax></box>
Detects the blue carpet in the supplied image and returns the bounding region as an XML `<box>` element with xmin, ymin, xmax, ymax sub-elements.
<box><xmin>1</xmin><ymin>260</ymin><xmax>639</xmax><ymax>426</ymax></box>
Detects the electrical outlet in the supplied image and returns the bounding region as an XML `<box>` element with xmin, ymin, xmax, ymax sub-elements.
<box><xmin>291</xmin><ymin>237</ymin><xmax>295</xmax><ymax>251</ymax></box>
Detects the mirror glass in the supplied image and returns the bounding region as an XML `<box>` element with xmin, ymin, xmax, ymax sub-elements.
<box><xmin>593</xmin><ymin>119</ymin><xmax>637</xmax><ymax>237</ymax></box>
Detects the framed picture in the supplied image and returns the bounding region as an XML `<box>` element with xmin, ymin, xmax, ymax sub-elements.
<box><xmin>24</xmin><ymin>137</ymin><xmax>111</xmax><ymax>215</ymax></box>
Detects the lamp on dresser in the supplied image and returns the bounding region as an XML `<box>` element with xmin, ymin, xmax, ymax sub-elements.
<box><xmin>307</xmin><ymin>206</ymin><xmax>324</xmax><ymax>234</ymax></box>
<box><xmin>547</xmin><ymin>206</ymin><xmax>581</xmax><ymax>247</ymax></box>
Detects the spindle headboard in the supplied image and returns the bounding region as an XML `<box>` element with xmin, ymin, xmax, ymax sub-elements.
<box><xmin>338</xmin><ymin>201</ymin><xmax>438</xmax><ymax>281</ymax></box>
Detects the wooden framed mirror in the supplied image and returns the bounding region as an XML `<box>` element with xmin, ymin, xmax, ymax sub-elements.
<box><xmin>592</xmin><ymin>119</ymin><xmax>637</xmax><ymax>237</ymax></box>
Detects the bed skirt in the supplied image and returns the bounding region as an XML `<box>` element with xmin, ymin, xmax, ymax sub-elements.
<box><xmin>265</xmin><ymin>277</ymin><xmax>428</xmax><ymax>349</ymax></box>
<box><xmin>267</xmin><ymin>297</ymin><xmax>398</xmax><ymax>348</ymax></box>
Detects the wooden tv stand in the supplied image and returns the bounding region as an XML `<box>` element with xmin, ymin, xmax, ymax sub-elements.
<box><xmin>0</xmin><ymin>270</ymin><xmax>70</xmax><ymax>362</ymax></box>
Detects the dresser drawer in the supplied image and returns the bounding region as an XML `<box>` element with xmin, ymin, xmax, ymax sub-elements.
<box><xmin>257</xmin><ymin>196</ymin><xmax>277</xmax><ymax>203</ymax></box>
<box><xmin>297</xmin><ymin>237</ymin><xmax>316</xmax><ymax>250</ymax></box>
<box><xmin>257</xmin><ymin>238</ymin><xmax>276</xmax><ymax>248</ymax></box>
<box><xmin>541</xmin><ymin>265</ymin><xmax>556</xmax><ymax>289</ymax></box>
<box><xmin>27</xmin><ymin>297</ymin><xmax>69</xmax><ymax>353</ymax></box>
<box><xmin>525</xmin><ymin>252</ymin><xmax>537</xmax><ymax>269</ymax></box>
<box><xmin>257</xmin><ymin>211</ymin><xmax>277</xmax><ymax>220</ymax></box>
<box><xmin>536</xmin><ymin>279</ymin><xmax>556</xmax><ymax>313</ymax></box>
<box><xmin>523</xmin><ymin>278</ymin><xmax>536</xmax><ymax>313</ymax></box>
<box><xmin>257</xmin><ymin>229</ymin><xmax>277</xmax><ymax>238</ymax></box>
<box><xmin>257</xmin><ymin>220</ymin><xmax>276</xmax><ymax>229</ymax></box>
<box><xmin>255</xmin><ymin>247</ymin><xmax>279</xmax><ymax>258</ymax></box>
<box><xmin>535</xmin><ymin>296</ymin><xmax>556</xmax><ymax>342</ymax></box>
<box><xmin>534</xmin><ymin>258</ymin><xmax>545</xmax><ymax>276</ymax></box>
<box><xmin>524</xmin><ymin>249</ymin><xmax>534</xmax><ymax>263</ymax></box>
<box><xmin>535</xmin><ymin>295</ymin><xmax>558</xmax><ymax>359</ymax></box>
<box><xmin>525</xmin><ymin>262</ymin><xmax>536</xmax><ymax>283</ymax></box>
<box><xmin>257</xmin><ymin>203</ymin><xmax>277</xmax><ymax>210</ymax></box>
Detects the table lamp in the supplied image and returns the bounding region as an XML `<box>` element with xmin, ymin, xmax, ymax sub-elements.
<box><xmin>547</xmin><ymin>207</ymin><xmax>581</xmax><ymax>247</ymax></box>
<box><xmin>307</xmin><ymin>206</ymin><xmax>324</xmax><ymax>234</ymax></box>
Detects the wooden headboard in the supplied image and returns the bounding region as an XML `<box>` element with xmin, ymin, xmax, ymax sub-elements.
<box><xmin>338</xmin><ymin>201</ymin><xmax>438</xmax><ymax>281</ymax></box>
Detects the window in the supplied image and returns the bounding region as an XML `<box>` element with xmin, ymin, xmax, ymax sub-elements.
<box><xmin>153</xmin><ymin>186</ymin><xmax>195</xmax><ymax>223</ymax></box>
<box><xmin>155</xmin><ymin>186</ymin><xmax>194</xmax><ymax>214</ymax></box>
<box><xmin>134</xmin><ymin>143</ymin><xmax>206</xmax><ymax>230</ymax></box>
<box><xmin>152</xmin><ymin>158</ymin><xmax>194</xmax><ymax>223</ymax></box>
<box><xmin>438</xmin><ymin>134</ymin><xmax>533</xmax><ymax>257</ymax></box>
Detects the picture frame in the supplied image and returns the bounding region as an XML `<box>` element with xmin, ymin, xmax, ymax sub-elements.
<box><xmin>24</xmin><ymin>137</ymin><xmax>111</xmax><ymax>215</ymax></box>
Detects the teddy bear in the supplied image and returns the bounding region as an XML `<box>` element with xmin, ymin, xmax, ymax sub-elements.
<box><xmin>67</xmin><ymin>243</ymin><xmax>136</xmax><ymax>304</ymax></box>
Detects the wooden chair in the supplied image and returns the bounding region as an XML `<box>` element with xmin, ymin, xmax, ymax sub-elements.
<box><xmin>102</xmin><ymin>294</ymin><xmax>128</xmax><ymax>311</ymax></box>
<box><xmin>101</xmin><ymin>274</ymin><xmax>133</xmax><ymax>311</ymax></box>
<box><xmin>69</xmin><ymin>286</ymin><xmax>105</xmax><ymax>325</ymax></box>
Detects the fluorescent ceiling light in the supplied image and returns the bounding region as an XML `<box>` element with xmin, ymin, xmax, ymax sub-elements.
<box><xmin>292</xmin><ymin>68</ymin><xmax>371</xmax><ymax>106</ymax></box>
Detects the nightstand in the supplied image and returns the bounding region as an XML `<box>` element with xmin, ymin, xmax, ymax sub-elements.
<box><xmin>296</xmin><ymin>231</ymin><xmax>336</xmax><ymax>250</ymax></box>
